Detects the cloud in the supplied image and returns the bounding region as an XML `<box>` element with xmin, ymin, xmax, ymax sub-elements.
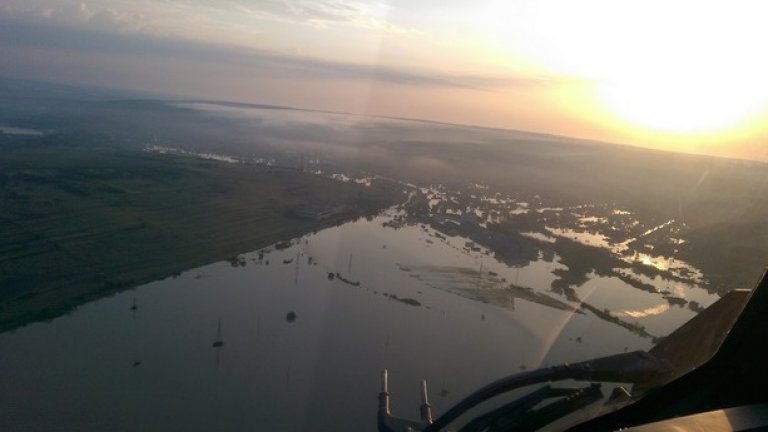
<box><xmin>0</xmin><ymin>0</ymin><xmax>421</xmax><ymax>38</ymax></box>
<box><xmin>251</xmin><ymin>0</ymin><xmax>367</xmax><ymax>22</ymax></box>
<box><xmin>222</xmin><ymin>0</ymin><xmax>421</xmax><ymax>35</ymax></box>
<box><xmin>259</xmin><ymin>50</ymin><xmax>547</xmax><ymax>89</ymax></box>
<box><xmin>0</xmin><ymin>16</ymin><xmax>562</xmax><ymax>91</ymax></box>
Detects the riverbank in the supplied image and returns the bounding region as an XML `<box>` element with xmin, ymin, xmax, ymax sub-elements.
<box><xmin>0</xmin><ymin>145</ymin><xmax>402</xmax><ymax>332</ymax></box>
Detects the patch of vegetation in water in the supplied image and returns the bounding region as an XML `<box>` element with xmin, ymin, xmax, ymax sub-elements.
<box><xmin>387</xmin><ymin>294</ymin><xmax>421</xmax><ymax>307</ymax></box>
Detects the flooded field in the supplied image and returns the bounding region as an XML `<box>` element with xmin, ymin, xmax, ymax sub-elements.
<box><xmin>0</xmin><ymin>207</ymin><xmax>718</xmax><ymax>431</ymax></box>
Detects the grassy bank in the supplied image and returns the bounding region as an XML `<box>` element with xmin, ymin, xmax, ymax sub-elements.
<box><xmin>0</xmin><ymin>145</ymin><xmax>402</xmax><ymax>332</ymax></box>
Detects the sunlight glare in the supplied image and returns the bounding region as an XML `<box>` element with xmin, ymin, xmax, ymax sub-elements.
<box><xmin>488</xmin><ymin>0</ymin><xmax>768</xmax><ymax>134</ymax></box>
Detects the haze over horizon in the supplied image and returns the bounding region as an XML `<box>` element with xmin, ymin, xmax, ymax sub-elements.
<box><xmin>2</xmin><ymin>0</ymin><xmax>768</xmax><ymax>161</ymax></box>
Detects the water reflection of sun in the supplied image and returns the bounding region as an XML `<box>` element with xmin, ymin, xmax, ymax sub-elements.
<box><xmin>640</xmin><ymin>255</ymin><xmax>667</xmax><ymax>271</ymax></box>
<box><xmin>619</xmin><ymin>303</ymin><xmax>670</xmax><ymax>319</ymax></box>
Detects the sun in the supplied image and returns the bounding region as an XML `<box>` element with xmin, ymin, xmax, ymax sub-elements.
<box><xmin>596</xmin><ymin>72</ymin><xmax>767</xmax><ymax>134</ymax></box>
<box><xmin>487</xmin><ymin>0</ymin><xmax>768</xmax><ymax>135</ymax></box>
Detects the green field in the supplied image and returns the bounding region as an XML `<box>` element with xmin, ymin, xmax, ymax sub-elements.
<box><xmin>0</xmin><ymin>145</ymin><xmax>402</xmax><ymax>332</ymax></box>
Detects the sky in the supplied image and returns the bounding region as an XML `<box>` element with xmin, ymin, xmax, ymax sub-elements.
<box><xmin>1</xmin><ymin>0</ymin><xmax>768</xmax><ymax>161</ymax></box>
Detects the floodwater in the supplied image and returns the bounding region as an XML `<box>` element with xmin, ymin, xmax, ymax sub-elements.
<box><xmin>0</xmin><ymin>209</ymin><xmax>719</xmax><ymax>431</ymax></box>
